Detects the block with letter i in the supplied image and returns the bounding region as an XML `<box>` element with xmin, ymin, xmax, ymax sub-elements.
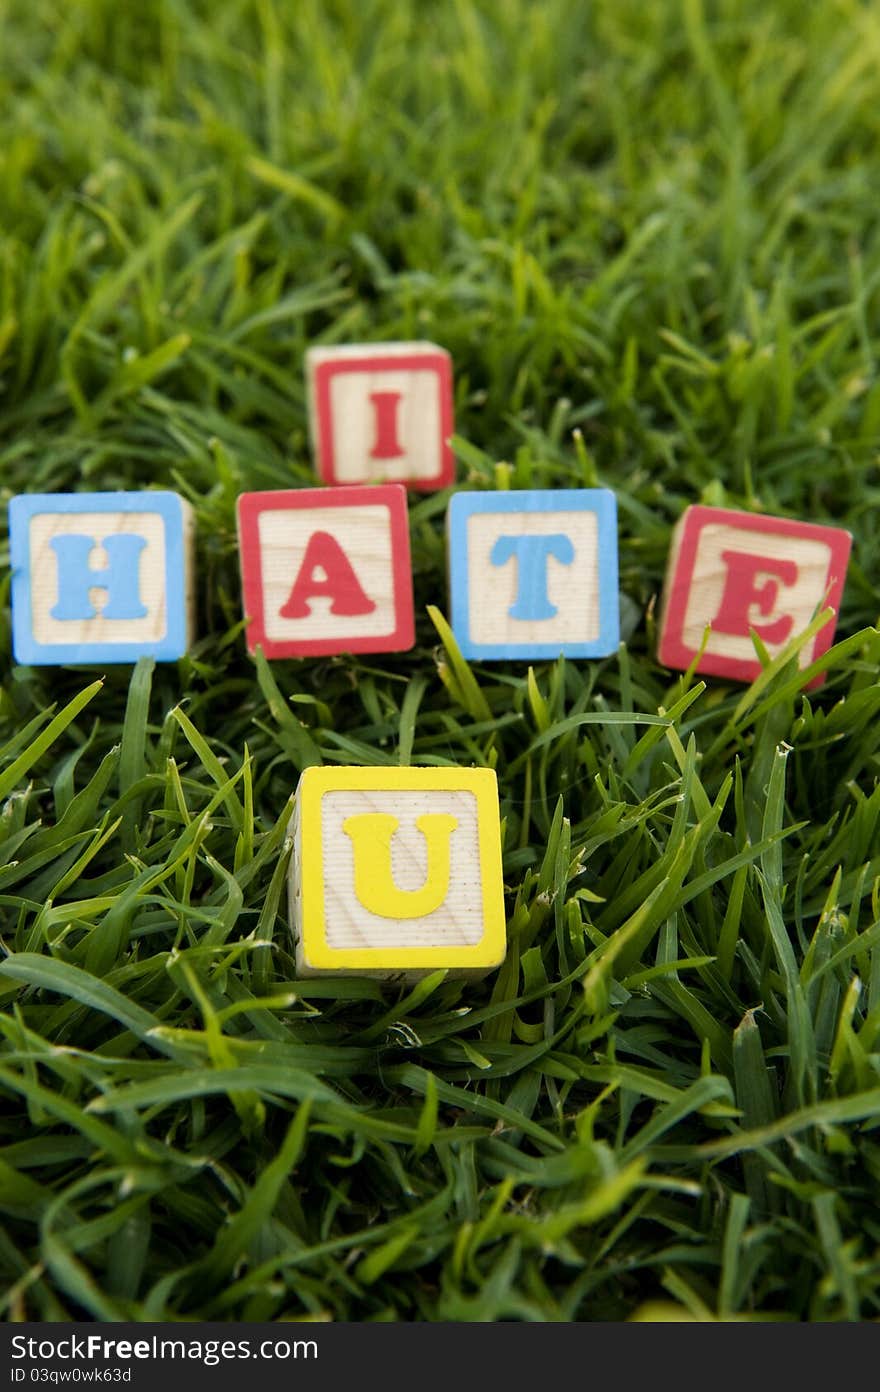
<box><xmin>657</xmin><ymin>505</ymin><xmax>852</xmax><ymax>684</ymax></box>
<box><xmin>237</xmin><ymin>484</ymin><xmax>414</xmax><ymax>658</ymax></box>
<box><xmin>9</xmin><ymin>491</ymin><xmax>195</xmax><ymax>665</ymax></box>
<box><xmin>289</xmin><ymin>766</ymin><xmax>507</xmax><ymax>979</ymax></box>
<box><xmin>306</xmin><ymin>342</ymin><xmax>455</xmax><ymax>490</ymax></box>
<box><xmin>447</xmin><ymin>488</ymin><xmax>619</xmax><ymax>661</ymax></box>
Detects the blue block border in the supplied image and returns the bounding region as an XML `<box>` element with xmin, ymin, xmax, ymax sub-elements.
<box><xmin>9</xmin><ymin>491</ymin><xmax>190</xmax><ymax>666</ymax></box>
<box><xmin>447</xmin><ymin>488</ymin><xmax>619</xmax><ymax>660</ymax></box>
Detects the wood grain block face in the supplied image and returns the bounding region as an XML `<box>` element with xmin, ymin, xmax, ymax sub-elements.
<box><xmin>9</xmin><ymin>491</ymin><xmax>195</xmax><ymax>665</ymax></box>
<box><xmin>447</xmin><ymin>488</ymin><xmax>619</xmax><ymax>660</ymax></box>
<box><xmin>306</xmin><ymin>342</ymin><xmax>454</xmax><ymax>490</ymax></box>
<box><xmin>290</xmin><ymin>766</ymin><xmax>506</xmax><ymax>978</ymax></box>
<box><xmin>237</xmin><ymin>484</ymin><xmax>414</xmax><ymax>658</ymax></box>
<box><xmin>658</xmin><ymin>505</ymin><xmax>852</xmax><ymax>683</ymax></box>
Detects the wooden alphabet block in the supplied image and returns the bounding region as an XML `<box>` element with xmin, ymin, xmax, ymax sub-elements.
<box><xmin>306</xmin><ymin>342</ymin><xmax>455</xmax><ymax>490</ymax></box>
<box><xmin>9</xmin><ymin>491</ymin><xmax>195</xmax><ymax>665</ymax></box>
<box><xmin>289</xmin><ymin>766</ymin><xmax>506</xmax><ymax>978</ymax></box>
<box><xmin>236</xmin><ymin>484</ymin><xmax>414</xmax><ymax>658</ymax></box>
<box><xmin>447</xmin><ymin>488</ymin><xmax>619</xmax><ymax>660</ymax></box>
<box><xmin>658</xmin><ymin>505</ymin><xmax>852</xmax><ymax>683</ymax></box>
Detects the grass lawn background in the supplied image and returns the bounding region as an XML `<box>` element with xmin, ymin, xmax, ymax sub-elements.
<box><xmin>2</xmin><ymin>0</ymin><xmax>880</xmax><ymax>1321</ymax></box>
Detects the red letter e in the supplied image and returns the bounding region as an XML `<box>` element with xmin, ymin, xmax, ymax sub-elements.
<box><xmin>712</xmin><ymin>550</ymin><xmax>799</xmax><ymax>645</ymax></box>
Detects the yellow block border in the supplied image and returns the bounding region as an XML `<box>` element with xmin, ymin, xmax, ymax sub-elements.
<box><xmin>297</xmin><ymin>766</ymin><xmax>506</xmax><ymax>971</ymax></box>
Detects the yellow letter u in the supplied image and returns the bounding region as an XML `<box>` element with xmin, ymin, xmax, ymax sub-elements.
<box><xmin>342</xmin><ymin>812</ymin><xmax>457</xmax><ymax>919</ymax></box>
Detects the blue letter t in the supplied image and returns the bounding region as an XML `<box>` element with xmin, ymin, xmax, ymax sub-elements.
<box><xmin>489</xmin><ymin>533</ymin><xmax>575</xmax><ymax>620</ymax></box>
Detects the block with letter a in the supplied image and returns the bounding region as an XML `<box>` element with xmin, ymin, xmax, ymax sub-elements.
<box><xmin>447</xmin><ymin>488</ymin><xmax>619</xmax><ymax>660</ymax></box>
<box><xmin>236</xmin><ymin>484</ymin><xmax>415</xmax><ymax>658</ymax></box>
<box><xmin>658</xmin><ymin>505</ymin><xmax>852</xmax><ymax>684</ymax></box>
<box><xmin>8</xmin><ymin>491</ymin><xmax>195</xmax><ymax>665</ymax></box>
<box><xmin>306</xmin><ymin>342</ymin><xmax>455</xmax><ymax>490</ymax></box>
<box><xmin>289</xmin><ymin>766</ymin><xmax>506</xmax><ymax>978</ymax></box>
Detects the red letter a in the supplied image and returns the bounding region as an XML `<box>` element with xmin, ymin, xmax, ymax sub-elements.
<box><xmin>712</xmin><ymin>549</ymin><xmax>799</xmax><ymax>645</ymax></box>
<box><xmin>279</xmin><ymin>531</ymin><xmax>376</xmax><ymax>619</ymax></box>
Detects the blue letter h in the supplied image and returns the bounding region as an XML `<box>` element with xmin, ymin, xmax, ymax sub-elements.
<box><xmin>50</xmin><ymin>534</ymin><xmax>148</xmax><ymax>621</ymax></box>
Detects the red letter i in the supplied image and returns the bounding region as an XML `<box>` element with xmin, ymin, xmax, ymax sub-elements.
<box><xmin>369</xmin><ymin>391</ymin><xmax>405</xmax><ymax>460</ymax></box>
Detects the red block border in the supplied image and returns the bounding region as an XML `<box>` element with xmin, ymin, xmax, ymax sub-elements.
<box><xmin>658</xmin><ymin>505</ymin><xmax>852</xmax><ymax>685</ymax></box>
<box><xmin>236</xmin><ymin>484</ymin><xmax>415</xmax><ymax>658</ymax></box>
<box><xmin>312</xmin><ymin>352</ymin><xmax>455</xmax><ymax>490</ymax></box>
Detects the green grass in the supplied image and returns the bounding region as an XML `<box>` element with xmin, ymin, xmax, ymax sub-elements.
<box><xmin>3</xmin><ymin>0</ymin><xmax>880</xmax><ymax>1322</ymax></box>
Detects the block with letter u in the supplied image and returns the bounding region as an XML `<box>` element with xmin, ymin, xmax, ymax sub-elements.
<box><xmin>9</xmin><ymin>490</ymin><xmax>195</xmax><ymax>665</ymax></box>
<box><xmin>658</xmin><ymin>505</ymin><xmax>852</xmax><ymax>684</ymax></box>
<box><xmin>290</xmin><ymin>766</ymin><xmax>507</xmax><ymax>978</ymax></box>
<box><xmin>237</xmin><ymin>484</ymin><xmax>415</xmax><ymax>658</ymax></box>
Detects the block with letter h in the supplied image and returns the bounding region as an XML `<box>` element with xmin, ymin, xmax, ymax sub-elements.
<box><xmin>237</xmin><ymin>484</ymin><xmax>414</xmax><ymax>658</ymax></box>
<box><xmin>658</xmin><ymin>505</ymin><xmax>852</xmax><ymax>684</ymax></box>
<box><xmin>289</xmin><ymin>766</ymin><xmax>506</xmax><ymax>978</ymax></box>
<box><xmin>306</xmin><ymin>342</ymin><xmax>455</xmax><ymax>491</ymax></box>
<box><xmin>447</xmin><ymin>488</ymin><xmax>619</xmax><ymax>660</ymax></box>
<box><xmin>9</xmin><ymin>491</ymin><xmax>195</xmax><ymax>665</ymax></box>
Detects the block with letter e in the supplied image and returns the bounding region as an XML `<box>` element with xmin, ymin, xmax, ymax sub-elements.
<box><xmin>306</xmin><ymin>342</ymin><xmax>454</xmax><ymax>491</ymax></box>
<box><xmin>289</xmin><ymin>766</ymin><xmax>506</xmax><ymax>979</ymax></box>
<box><xmin>658</xmin><ymin>505</ymin><xmax>852</xmax><ymax>684</ymax></box>
<box><xmin>9</xmin><ymin>490</ymin><xmax>195</xmax><ymax>665</ymax></box>
<box><xmin>236</xmin><ymin>484</ymin><xmax>414</xmax><ymax>658</ymax></box>
<box><xmin>447</xmin><ymin>488</ymin><xmax>619</xmax><ymax>661</ymax></box>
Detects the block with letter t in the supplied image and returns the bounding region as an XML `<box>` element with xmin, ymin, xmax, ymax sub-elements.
<box><xmin>289</xmin><ymin>766</ymin><xmax>507</xmax><ymax>979</ymax></box>
<box><xmin>658</xmin><ymin>505</ymin><xmax>852</xmax><ymax>684</ymax></box>
<box><xmin>447</xmin><ymin>488</ymin><xmax>619</xmax><ymax>660</ymax></box>
<box><xmin>9</xmin><ymin>491</ymin><xmax>195</xmax><ymax>665</ymax></box>
<box><xmin>236</xmin><ymin>484</ymin><xmax>415</xmax><ymax>658</ymax></box>
<box><xmin>306</xmin><ymin>341</ymin><xmax>455</xmax><ymax>491</ymax></box>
